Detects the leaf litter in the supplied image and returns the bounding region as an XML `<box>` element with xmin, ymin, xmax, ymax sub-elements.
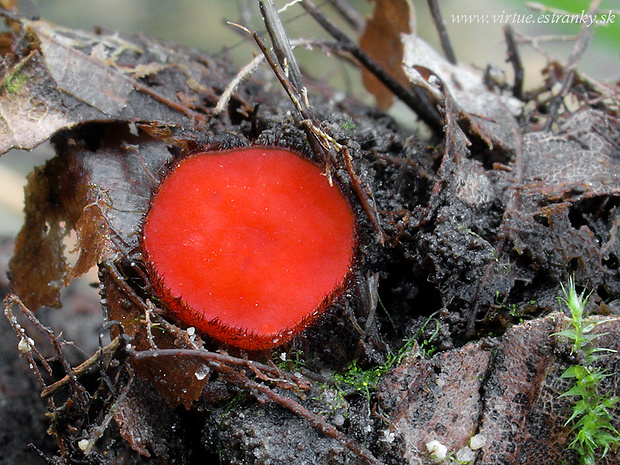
<box><xmin>1</xmin><ymin>0</ymin><xmax>619</xmax><ymax>464</ymax></box>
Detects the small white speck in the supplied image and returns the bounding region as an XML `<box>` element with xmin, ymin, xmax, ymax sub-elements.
<box><xmin>456</xmin><ymin>446</ymin><xmax>475</xmax><ymax>462</ymax></box>
<box><xmin>469</xmin><ymin>433</ymin><xmax>487</xmax><ymax>450</ymax></box>
<box><xmin>333</xmin><ymin>413</ymin><xmax>345</xmax><ymax>426</ymax></box>
<box><xmin>78</xmin><ymin>439</ymin><xmax>91</xmax><ymax>453</ymax></box>
<box><xmin>380</xmin><ymin>430</ymin><xmax>395</xmax><ymax>443</ymax></box>
<box><xmin>18</xmin><ymin>337</ymin><xmax>33</xmax><ymax>353</ymax></box>
<box><xmin>195</xmin><ymin>364</ymin><xmax>209</xmax><ymax>381</ymax></box>
<box><xmin>426</xmin><ymin>440</ymin><xmax>447</xmax><ymax>460</ymax></box>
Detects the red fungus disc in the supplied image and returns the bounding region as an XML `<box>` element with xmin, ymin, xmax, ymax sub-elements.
<box><xmin>142</xmin><ymin>147</ymin><xmax>356</xmax><ymax>350</ymax></box>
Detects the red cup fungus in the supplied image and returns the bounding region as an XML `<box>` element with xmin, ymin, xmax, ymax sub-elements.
<box><xmin>141</xmin><ymin>147</ymin><xmax>357</xmax><ymax>350</ymax></box>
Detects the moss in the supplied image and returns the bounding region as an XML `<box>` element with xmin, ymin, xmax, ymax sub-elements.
<box><xmin>2</xmin><ymin>63</ymin><xmax>28</xmax><ymax>94</ymax></box>
<box><xmin>554</xmin><ymin>277</ymin><xmax>620</xmax><ymax>465</ymax></box>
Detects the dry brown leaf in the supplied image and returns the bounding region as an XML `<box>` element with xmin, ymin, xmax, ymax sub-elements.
<box><xmin>0</xmin><ymin>16</ymin><xmax>239</xmax><ymax>154</ymax></box>
<box><xmin>0</xmin><ymin>0</ymin><xmax>18</xmax><ymax>13</ymax></box>
<box><xmin>402</xmin><ymin>37</ymin><xmax>522</xmax><ymax>155</ymax></box>
<box><xmin>8</xmin><ymin>138</ymin><xmax>119</xmax><ymax>310</ymax></box>
<box><xmin>8</xmin><ymin>162</ymin><xmax>69</xmax><ymax>310</ymax></box>
<box><xmin>379</xmin><ymin>314</ymin><xmax>620</xmax><ymax>464</ymax></box>
<box><xmin>358</xmin><ymin>0</ymin><xmax>414</xmax><ymax>110</ymax></box>
<box><xmin>114</xmin><ymin>375</ymin><xmax>186</xmax><ymax>460</ymax></box>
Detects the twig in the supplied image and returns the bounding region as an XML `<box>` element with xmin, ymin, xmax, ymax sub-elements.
<box><xmin>426</xmin><ymin>0</ymin><xmax>456</xmax><ymax>64</ymax></box>
<box><xmin>330</xmin><ymin>0</ymin><xmax>365</xmax><ymax>33</ymax></box>
<box><xmin>103</xmin><ymin>257</ymin><xmax>306</xmax><ymax>394</ymax></box>
<box><xmin>259</xmin><ymin>0</ymin><xmax>304</xmax><ymax>92</ymax></box>
<box><xmin>215</xmin><ymin>52</ymin><xmax>264</xmax><ymax>114</ymax></box>
<box><xmin>144</xmin><ymin>300</ymin><xmax>159</xmax><ymax>349</ymax></box>
<box><xmin>254</xmin><ymin>33</ymin><xmax>387</xmax><ymax>244</ymax></box>
<box><xmin>544</xmin><ymin>0</ymin><xmax>600</xmax><ymax>130</ymax></box>
<box><xmin>102</xmin><ymin>260</ymin><xmax>152</xmax><ymax>312</ymax></box>
<box><xmin>241</xmin><ymin>15</ymin><xmax>396</xmax><ymax>245</ymax></box>
<box><xmin>4</xmin><ymin>294</ymin><xmax>89</xmax><ymax>405</ymax></box>
<box><xmin>132</xmin><ymin>79</ymin><xmax>204</xmax><ymax>123</ymax></box>
<box><xmin>4</xmin><ymin>295</ymin><xmax>56</xmax><ymax>408</ymax></box>
<box><xmin>78</xmin><ymin>370</ymin><xmax>134</xmax><ymax>456</ymax></box>
<box><xmin>342</xmin><ymin>147</ymin><xmax>386</xmax><ymax>245</ymax></box>
<box><xmin>252</xmin><ymin>29</ymin><xmax>312</xmax><ymax>116</ymax></box>
<box><xmin>230</xmin><ymin>367</ymin><xmax>384</xmax><ymax>465</ymax></box>
<box><xmin>41</xmin><ymin>336</ymin><xmax>122</xmax><ymax>399</ymax></box>
<box><xmin>214</xmin><ymin>34</ymin><xmax>348</xmax><ymax>117</ymax></box>
<box><xmin>503</xmin><ymin>26</ymin><xmax>524</xmax><ymax>100</ymax></box>
<box><xmin>131</xmin><ymin>347</ymin><xmax>311</xmax><ymax>393</ymax></box>
<box><xmin>249</xmin><ymin>27</ymin><xmax>339</xmax><ymax>177</ymax></box>
<box><xmin>251</xmin><ymin>28</ymin><xmax>336</xmax><ymax>172</ymax></box>
<box><xmin>300</xmin><ymin>0</ymin><xmax>443</xmax><ymax>133</ymax></box>
<box><xmin>118</xmin><ymin>281</ymin><xmax>311</xmax><ymax>393</ymax></box>
<box><xmin>513</xmin><ymin>31</ymin><xmax>580</xmax><ymax>59</ymax></box>
<box><xmin>130</xmin><ymin>347</ymin><xmax>384</xmax><ymax>464</ymax></box>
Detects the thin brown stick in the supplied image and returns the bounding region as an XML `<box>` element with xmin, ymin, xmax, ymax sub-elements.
<box><xmin>243</xmin><ymin>19</ymin><xmax>395</xmax><ymax>245</ymax></box>
<box><xmin>230</xmin><ymin>369</ymin><xmax>384</xmax><ymax>465</ymax></box>
<box><xmin>259</xmin><ymin>0</ymin><xmax>304</xmax><ymax>92</ymax></box>
<box><xmin>132</xmin><ymin>79</ymin><xmax>204</xmax><ymax>122</ymax></box>
<box><xmin>102</xmin><ymin>260</ymin><xmax>152</xmax><ymax>312</ymax></box>
<box><xmin>544</xmin><ymin>0</ymin><xmax>600</xmax><ymax>130</ymax></box>
<box><xmin>330</xmin><ymin>0</ymin><xmax>365</xmax><ymax>32</ymax></box>
<box><xmin>103</xmin><ymin>256</ymin><xmax>312</xmax><ymax>394</ymax></box>
<box><xmin>4</xmin><ymin>295</ymin><xmax>56</xmax><ymax>409</ymax></box>
<box><xmin>4</xmin><ymin>294</ymin><xmax>89</xmax><ymax>405</ymax></box>
<box><xmin>343</xmin><ymin>147</ymin><xmax>386</xmax><ymax>245</ymax></box>
<box><xmin>130</xmin><ymin>347</ymin><xmax>384</xmax><ymax>465</ymax></box>
<box><xmin>301</xmin><ymin>0</ymin><xmax>443</xmax><ymax>132</ymax></box>
<box><xmin>253</xmin><ymin>30</ymin><xmax>312</xmax><ymax>117</ymax></box>
<box><xmin>101</xmin><ymin>261</ymin><xmax>312</xmax><ymax>394</ymax></box>
<box><xmin>250</xmin><ymin>28</ymin><xmax>342</xmax><ymax>179</ymax></box>
<box><xmin>41</xmin><ymin>336</ymin><xmax>122</xmax><ymax>399</ymax></box>
<box><xmin>131</xmin><ymin>347</ymin><xmax>311</xmax><ymax>392</ymax></box>
<box><xmin>503</xmin><ymin>26</ymin><xmax>524</xmax><ymax>100</ymax></box>
<box><xmin>426</xmin><ymin>0</ymin><xmax>456</xmax><ymax>64</ymax></box>
<box><xmin>78</xmin><ymin>370</ymin><xmax>134</xmax><ymax>456</ymax></box>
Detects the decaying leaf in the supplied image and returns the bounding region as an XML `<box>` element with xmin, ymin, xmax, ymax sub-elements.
<box><xmin>378</xmin><ymin>314</ymin><xmax>620</xmax><ymax>464</ymax></box>
<box><xmin>0</xmin><ymin>17</ymin><xmax>244</xmax><ymax>154</ymax></box>
<box><xmin>502</xmin><ymin>109</ymin><xmax>620</xmax><ymax>299</ymax></box>
<box><xmin>0</xmin><ymin>51</ymin><xmax>75</xmax><ymax>154</ymax></box>
<box><xmin>358</xmin><ymin>0</ymin><xmax>414</xmax><ymax>110</ymax></box>
<box><xmin>114</xmin><ymin>374</ymin><xmax>188</xmax><ymax>459</ymax></box>
<box><xmin>6</xmin><ymin>171</ymin><xmax>62</xmax><ymax>309</ymax></box>
<box><xmin>29</xmin><ymin>19</ymin><xmax>137</xmax><ymax>115</ymax></box>
<box><xmin>0</xmin><ymin>0</ymin><xmax>17</xmax><ymax>12</ymax></box>
<box><xmin>403</xmin><ymin>36</ymin><xmax>522</xmax><ymax>118</ymax></box>
<box><xmin>519</xmin><ymin>110</ymin><xmax>620</xmax><ymax>203</ymax></box>
<box><xmin>402</xmin><ymin>36</ymin><xmax>522</xmax><ymax>158</ymax></box>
